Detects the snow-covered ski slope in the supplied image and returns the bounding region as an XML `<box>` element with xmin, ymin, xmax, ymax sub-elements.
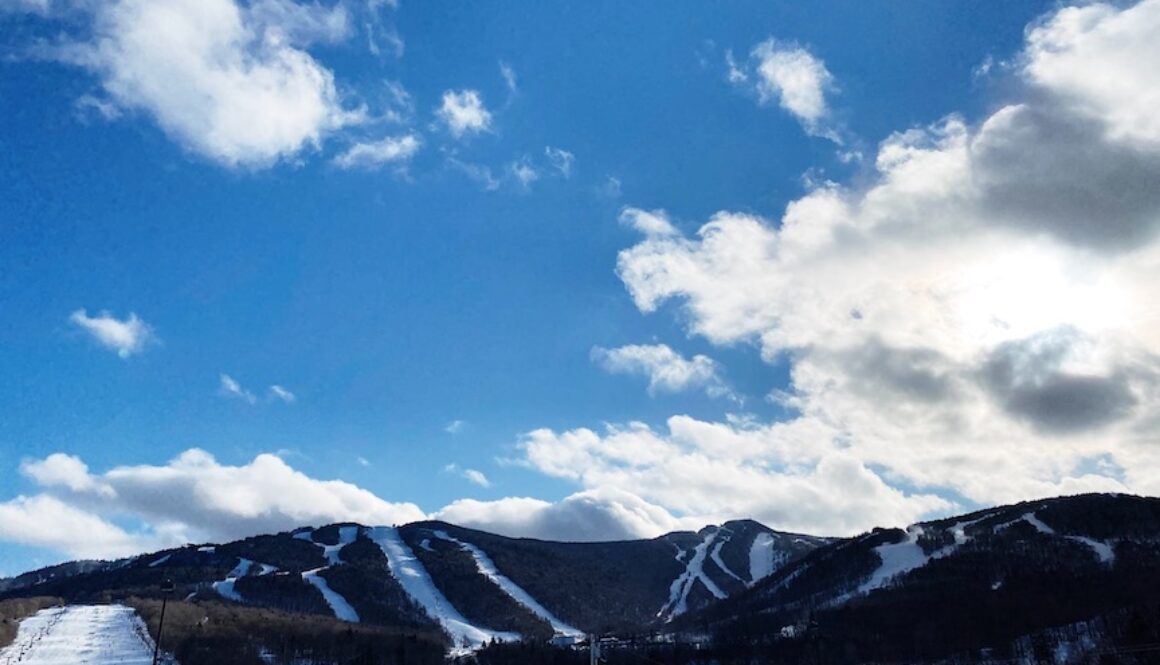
<box><xmin>432</xmin><ymin>530</ymin><xmax>583</xmax><ymax>637</ymax></box>
<box><xmin>0</xmin><ymin>605</ymin><xmax>164</xmax><ymax>665</ymax></box>
<box><xmin>659</xmin><ymin>529</ymin><xmax>727</xmax><ymax>620</ymax></box>
<box><xmin>369</xmin><ymin>526</ymin><xmax>518</xmax><ymax>651</ymax></box>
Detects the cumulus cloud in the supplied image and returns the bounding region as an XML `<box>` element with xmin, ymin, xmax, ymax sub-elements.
<box><xmin>0</xmin><ymin>494</ymin><xmax>169</xmax><ymax>560</ymax></box>
<box><xmin>731</xmin><ymin>38</ymin><xmax>839</xmax><ymax>140</ymax></box>
<box><xmin>61</xmin><ymin>0</ymin><xmax>359</xmax><ymax>167</ymax></box>
<box><xmin>437</xmin><ymin>89</ymin><xmax>491</xmax><ymax>138</ymax></box>
<box><xmin>16</xmin><ymin>449</ymin><xmax>425</xmax><ymax>550</ymax></box>
<box><xmin>592</xmin><ymin>343</ymin><xmax>733</xmax><ymax>400</ymax></box>
<box><xmin>434</xmin><ymin>487</ymin><xmax>699</xmax><ymax>542</ymax></box>
<box><xmin>584</xmin><ymin>0</ymin><xmax>1160</xmax><ymax>530</ymax></box>
<box><xmin>69</xmin><ymin>309</ymin><xmax>154</xmax><ymax>358</ymax></box>
<box><xmin>332</xmin><ymin>133</ymin><xmax>420</xmax><ymax>169</ymax></box>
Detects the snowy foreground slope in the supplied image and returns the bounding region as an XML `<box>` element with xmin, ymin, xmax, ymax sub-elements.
<box><xmin>0</xmin><ymin>605</ymin><xmax>161</xmax><ymax>665</ymax></box>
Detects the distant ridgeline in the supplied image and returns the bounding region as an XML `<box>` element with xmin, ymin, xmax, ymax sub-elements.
<box><xmin>2</xmin><ymin>493</ymin><xmax>1159</xmax><ymax>664</ymax></box>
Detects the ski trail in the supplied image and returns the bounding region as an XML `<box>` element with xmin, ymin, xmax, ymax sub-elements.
<box><xmin>659</xmin><ymin>529</ymin><xmax>727</xmax><ymax>620</ymax></box>
<box><xmin>302</xmin><ymin>569</ymin><xmax>360</xmax><ymax>622</ymax></box>
<box><xmin>212</xmin><ymin>558</ymin><xmax>253</xmax><ymax>602</ymax></box>
<box><xmin>709</xmin><ymin>539</ymin><xmax>745</xmax><ymax>586</ymax></box>
<box><xmin>292</xmin><ymin>527</ymin><xmax>362</xmax><ymax>620</ymax></box>
<box><xmin>147</xmin><ymin>554</ymin><xmax>171</xmax><ymax>568</ymax></box>
<box><xmin>294</xmin><ymin>526</ymin><xmax>359</xmax><ymax>565</ymax></box>
<box><xmin>370</xmin><ymin>526</ymin><xmax>518</xmax><ymax>652</ymax></box>
<box><xmin>748</xmin><ymin>532</ymin><xmax>781</xmax><ymax>586</ymax></box>
<box><xmin>995</xmin><ymin>512</ymin><xmax>1114</xmax><ymax>564</ymax></box>
<box><xmin>432</xmin><ymin>530</ymin><xmax>583</xmax><ymax>637</ymax></box>
<box><xmin>0</xmin><ymin>605</ymin><xmax>160</xmax><ymax>665</ymax></box>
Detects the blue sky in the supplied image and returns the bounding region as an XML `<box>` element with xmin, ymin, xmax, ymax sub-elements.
<box><xmin>3</xmin><ymin>0</ymin><xmax>1160</xmax><ymax>576</ymax></box>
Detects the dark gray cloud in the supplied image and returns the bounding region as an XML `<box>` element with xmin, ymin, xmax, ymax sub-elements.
<box><xmin>973</xmin><ymin>103</ymin><xmax>1160</xmax><ymax>252</ymax></box>
<box><xmin>820</xmin><ymin>339</ymin><xmax>959</xmax><ymax>404</ymax></box>
<box><xmin>980</xmin><ymin>328</ymin><xmax>1138</xmax><ymax>434</ymax></box>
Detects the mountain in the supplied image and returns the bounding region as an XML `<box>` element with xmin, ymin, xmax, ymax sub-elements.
<box><xmin>664</xmin><ymin>493</ymin><xmax>1160</xmax><ymax>664</ymax></box>
<box><xmin>0</xmin><ymin>516</ymin><xmax>819</xmax><ymax>659</ymax></box>
<box><xmin>3</xmin><ymin>493</ymin><xmax>1159</xmax><ymax>664</ymax></box>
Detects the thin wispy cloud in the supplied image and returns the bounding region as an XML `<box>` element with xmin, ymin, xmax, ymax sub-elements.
<box><xmin>544</xmin><ymin>146</ymin><xmax>574</xmax><ymax>178</ymax></box>
<box><xmin>333</xmin><ymin>133</ymin><xmax>420</xmax><ymax>169</ymax></box>
<box><xmin>219</xmin><ymin>374</ymin><xmax>258</xmax><ymax>404</ymax></box>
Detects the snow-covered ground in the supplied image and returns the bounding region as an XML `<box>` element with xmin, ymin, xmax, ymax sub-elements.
<box><xmin>369</xmin><ymin>526</ymin><xmax>518</xmax><ymax>652</ymax></box>
<box><xmin>0</xmin><ymin>605</ymin><xmax>164</xmax><ymax>665</ymax></box>
<box><xmin>660</xmin><ymin>529</ymin><xmax>727</xmax><ymax>620</ymax></box>
<box><xmin>301</xmin><ymin>569</ymin><xmax>360</xmax><ymax>622</ymax></box>
<box><xmin>432</xmin><ymin>530</ymin><xmax>582</xmax><ymax>637</ymax></box>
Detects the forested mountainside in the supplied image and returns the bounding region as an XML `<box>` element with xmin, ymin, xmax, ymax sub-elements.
<box><xmin>3</xmin><ymin>494</ymin><xmax>1159</xmax><ymax>664</ymax></box>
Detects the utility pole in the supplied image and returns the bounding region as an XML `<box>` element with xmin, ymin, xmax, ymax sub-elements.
<box><xmin>589</xmin><ymin>634</ymin><xmax>600</xmax><ymax>665</ymax></box>
<box><xmin>152</xmin><ymin>579</ymin><xmax>175</xmax><ymax>665</ymax></box>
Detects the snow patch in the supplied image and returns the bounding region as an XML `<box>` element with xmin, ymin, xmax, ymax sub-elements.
<box><xmin>302</xmin><ymin>569</ymin><xmax>360</xmax><ymax>622</ymax></box>
<box><xmin>370</xmin><ymin>526</ymin><xmax>518</xmax><ymax>652</ymax></box>
<box><xmin>0</xmin><ymin>605</ymin><xmax>161</xmax><ymax>665</ymax></box>
<box><xmin>432</xmin><ymin>530</ymin><xmax>583</xmax><ymax>638</ymax></box>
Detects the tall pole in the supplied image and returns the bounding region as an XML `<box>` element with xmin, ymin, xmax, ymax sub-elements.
<box><xmin>152</xmin><ymin>579</ymin><xmax>175</xmax><ymax>665</ymax></box>
<box><xmin>589</xmin><ymin>634</ymin><xmax>600</xmax><ymax>665</ymax></box>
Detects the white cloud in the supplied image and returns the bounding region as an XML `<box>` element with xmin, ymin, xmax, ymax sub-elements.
<box><xmin>69</xmin><ymin>309</ymin><xmax>154</xmax><ymax>358</ymax></box>
<box><xmin>592</xmin><ymin>343</ymin><xmax>733</xmax><ymax>400</ymax></box>
<box><xmin>332</xmin><ymin>133</ymin><xmax>420</xmax><ymax>169</ymax></box>
<box><xmin>0</xmin><ymin>494</ymin><xmax>170</xmax><ymax>560</ymax></box>
<box><xmin>445</xmin><ymin>419</ymin><xmax>466</xmax><ymax>434</ymax></box>
<box><xmin>730</xmin><ymin>38</ymin><xmax>839</xmax><ymax>141</ymax></box>
<box><xmin>508</xmin><ymin>156</ymin><xmax>539</xmax><ymax>188</ymax></box>
<box><xmin>219</xmin><ymin>374</ymin><xmax>257</xmax><ymax>404</ymax></box>
<box><xmin>357</xmin><ymin>456</ymin><xmax>370</xmax><ymax>467</ymax></box>
<box><xmin>433</xmin><ymin>487</ymin><xmax>699</xmax><ymax>542</ymax></box>
<box><xmin>1022</xmin><ymin>1</ymin><xmax>1160</xmax><ymax>147</ymax></box>
<box><xmin>444</xmin><ymin>464</ymin><xmax>491</xmax><ymax>488</ymax></box>
<box><xmin>21</xmin><ymin>454</ymin><xmax>114</xmax><ymax>497</ymax></box>
<box><xmin>268</xmin><ymin>384</ymin><xmax>296</xmax><ymax>403</ymax></box>
<box><xmin>544</xmin><ymin>146</ymin><xmax>574</xmax><ymax>178</ymax></box>
<box><xmin>16</xmin><ymin>449</ymin><xmax>426</xmax><ymax>550</ymax></box>
<box><xmin>618</xmin><ymin>207</ymin><xmax>678</xmax><ymax>237</ymax></box>
<box><xmin>65</xmin><ymin>0</ymin><xmax>359</xmax><ymax>167</ymax></box>
<box><xmin>437</xmin><ymin>89</ymin><xmax>491</xmax><ymax>138</ymax></box>
<box><xmin>593</xmin><ymin>0</ymin><xmax>1160</xmax><ymax>531</ymax></box>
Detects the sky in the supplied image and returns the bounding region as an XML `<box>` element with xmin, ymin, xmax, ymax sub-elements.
<box><xmin>2</xmin><ymin>0</ymin><xmax>1159</xmax><ymax>576</ymax></box>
